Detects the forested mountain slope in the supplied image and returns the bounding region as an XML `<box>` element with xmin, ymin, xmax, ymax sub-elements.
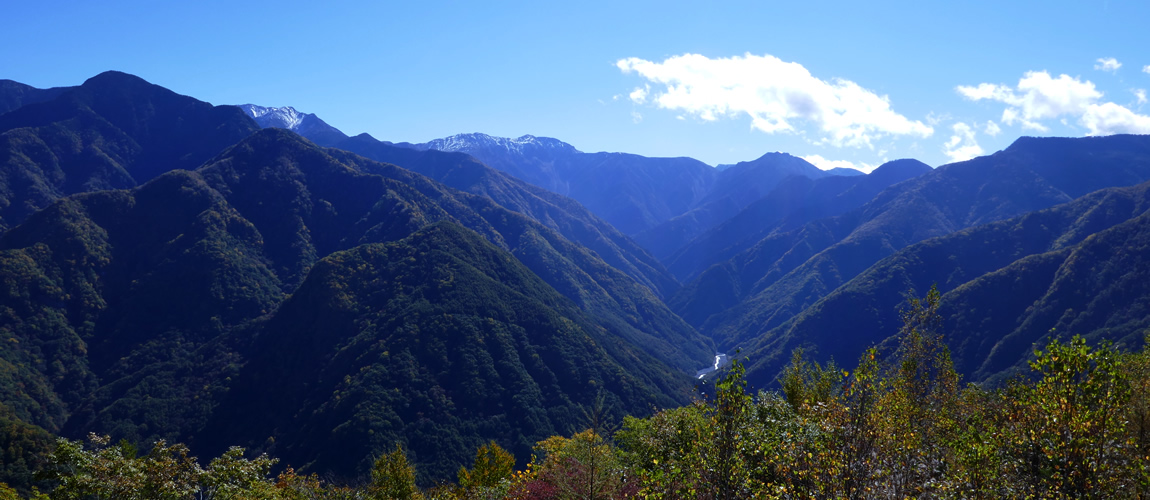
<box><xmin>200</xmin><ymin>221</ymin><xmax>693</xmax><ymax>482</ymax></box>
<box><xmin>332</xmin><ymin>133</ymin><xmax>681</xmax><ymax>298</ymax></box>
<box><xmin>739</xmin><ymin>179</ymin><xmax>1150</xmax><ymax>387</ymax></box>
<box><xmin>663</xmin><ymin>159</ymin><xmax>931</xmax><ymax>282</ymax></box>
<box><xmin>675</xmin><ymin>135</ymin><xmax>1150</xmax><ymax>362</ymax></box>
<box><xmin>633</xmin><ymin>152</ymin><xmax>831</xmax><ymax>261</ymax></box>
<box><xmin>0</xmin><ymin>71</ymin><xmax>259</xmax><ymax>231</ymax></box>
<box><xmin>0</xmin><ymin>125</ymin><xmax>709</xmax><ymax>486</ymax></box>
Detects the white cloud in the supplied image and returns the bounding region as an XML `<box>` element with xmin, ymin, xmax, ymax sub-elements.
<box><xmin>957</xmin><ymin>70</ymin><xmax>1150</xmax><ymax>136</ymax></box>
<box><xmin>943</xmin><ymin>122</ymin><xmax>984</xmax><ymax>163</ymax></box>
<box><xmin>1144</xmin><ymin>65</ymin><xmax>1150</xmax><ymax>74</ymax></box>
<box><xmin>1095</xmin><ymin>57</ymin><xmax>1122</xmax><ymax>72</ymax></box>
<box><xmin>616</xmin><ymin>53</ymin><xmax>933</xmax><ymax>148</ymax></box>
<box><xmin>984</xmin><ymin>120</ymin><xmax>1002</xmax><ymax>136</ymax></box>
<box><xmin>956</xmin><ymin>83</ymin><xmax>1014</xmax><ymax>101</ymax></box>
<box><xmin>801</xmin><ymin>154</ymin><xmax>878</xmax><ymax>173</ymax></box>
<box><xmin>926</xmin><ymin>112</ymin><xmax>951</xmax><ymax>126</ymax></box>
<box><xmin>958</xmin><ymin>71</ymin><xmax>1101</xmax><ymax>126</ymax></box>
<box><xmin>629</xmin><ymin>85</ymin><xmax>649</xmax><ymax>104</ymax></box>
<box><xmin>1080</xmin><ymin>102</ymin><xmax>1150</xmax><ymax>134</ymax></box>
<box><xmin>1135</xmin><ymin>89</ymin><xmax>1147</xmax><ymax>105</ymax></box>
<box><xmin>631</xmin><ymin>111</ymin><xmax>643</xmax><ymax>123</ymax></box>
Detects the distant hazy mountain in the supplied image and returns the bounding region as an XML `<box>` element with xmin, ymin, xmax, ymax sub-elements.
<box><xmin>405</xmin><ymin>133</ymin><xmax>582</xmax><ymax>191</ymax></box>
<box><xmin>406</xmin><ymin>134</ymin><xmax>859</xmax><ymax>247</ymax></box>
<box><xmin>633</xmin><ymin>153</ymin><xmax>829</xmax><ymax>260</ymax></box>
<box><xmin>738</xmin><ymin>179</ymin><xmax>1150</xmax><ymax>388</ymax></box>
<box><xmin>236</xmin><ymin>104</ymin><xmax>348</xmax><ymax>147</ymax></box>
<box><xmin>826</xmin><ymin>167</ymin><xmax>865</xmax><ymax>176</ymax></box>
<box><xmin>0</xmin><ymin>71</ymin><xmax>259</xmax><ymax>231</ymax></box>
<box><xmin>402</xmin><ymin>132</ymin><xmax>718</xmax><ymax>235</ymax></box>
<box><xmin>662</xmin><ymin>159</ymin><xmax>932</xmax><ymax>282</ymax></box>
<box><xmin>673</xmin><ymin>135</ymin><xmax>1150</xmax><ymax>385</ymax></box>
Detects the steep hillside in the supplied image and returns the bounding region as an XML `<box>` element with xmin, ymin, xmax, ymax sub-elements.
<box><xmin>662</xmin><ymin>159</ymin><xmax>931</xmax><ymax>280</ymax></box>
<box><xmin>676</xmin><ymin>135</ymin><xmax>1150</xmax><ymax>358</ymax></box>
<box><xmin>0</xmin><ymin>126</ymin><xmax>710</xmax><ymax>486</ymax></box>
<box><xmin>200</xmin><ymin>222</ymin><xmax>695</xmax><ymax>482</ymax></box>
<box><xmin>633</xmin><ymin>153</ymin><xmax>829</xmax><ymax>260</ymax></box>
<box><xmin>0</xmin><ymin>169</ymin><xmax>285</xmax><ymax>475</ymax></box>
<box><xmin>736</xmin><ymin>180</ymin><xmax>1150</xmax><ymax>387</ymax></box>
<box><xmin>0</xmin><ymin>72</ymin><xmax>259</xmax><ymax>231</ymax></box>
<box><xmin>332</xmin><ymin>133</ymin><xmax>681</xmax><ymax>298</ymax></box>
<box><xmin>196</xmin><ymin>129</ymin><xmax>711</xmax><ymax>371</ymax></box>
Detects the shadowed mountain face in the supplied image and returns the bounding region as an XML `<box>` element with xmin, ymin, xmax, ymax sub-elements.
<box><xmin>331</xmin><ymin>133</ymin><xmax>682</xmax><ymax>299</ymax></box>
<box><xmin>193</xmin><ymin>129</ymin><xmax>712</xmax><ymax>372</ymax></box>
<box><xmin>736</xmin><ymin>180</ymin><xmax>1150</xmax><ymax>388</ymax></box>
<box><xmin>633</xmin><ymin>152</ymin><xmax>831</xmax><ymax>261</ymax></box>
<box><xmin>0</xmin><ymin>125</ymin><xmax>709</xmax><ymax>485</ymax></box>
<box><xmin>672</xmin><ymin>134</ymin><xmax>1150</xmax><ymax>384</ymax></box>
<box><xmin>407</xmin><ymin>136</ymin><xmax>852</xmax><ymax>243</ymax></box>
<box><xmin>201</xmin><ymin>221</ymin><xmax>694</xmax><ymax>482</ymax></box>
<box><xmin>234</xmin><ymin>114</ymin><xmax>684</xmax><ymax>300</ymax></box>
<box><xmin>0</xmin><ymin>80</ymin><xmax>74</xmax><ymax>115</ymax></box>
<box><xmin>399</xmin><ymin>133</ymin><xmax>719</xmax><ymax>235</ymax></box>
<box><xmin>658</xmin><ymin>159</ymin><xmax>932</xmax><ymax>281</ymax></box>
<box><xmin>0</xmin><ymin>71</ymin><xmax>260</xmax><ymax>231</ymax></box>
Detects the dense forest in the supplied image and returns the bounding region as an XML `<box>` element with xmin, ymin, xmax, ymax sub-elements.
<box><xmin>2</xmin><ymin>288</ymin><xmax>1148</xmax><ymax>498</ymax></box>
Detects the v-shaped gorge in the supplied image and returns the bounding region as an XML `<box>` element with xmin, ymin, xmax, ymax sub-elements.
<box><xmin>671</xmin><ymin>134</ymin><xmax>1150</xmax><ymax>387</ymax></box>
<box><xmin>0</xmin><ymin>127</ymin><xmax>709</xmax><ymax>483</ymax></box>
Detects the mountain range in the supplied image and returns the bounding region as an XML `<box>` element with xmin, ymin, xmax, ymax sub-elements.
<box><xmin>397</xmin><ymin>133</ymin><xmax>864</xmax><ymax>238</ymax></box>
<box><xmin>0</xmin><ymin>73</ymin><xmax>707</xmax><ymax>486</ymax></box>
<box><xmin>4</xmin><ymin>71</ymin><xmax>1150</xmax><ymax>489</ymax></box>
<box><xmin>228</xmin><ymin>94</ymin><xmax>1150</xmax><ymax>392</ymax></box>
<box><xmin>684</xmin><ymin>134</ymin><xmax>1150</xmax><ymax>387</ymax></box>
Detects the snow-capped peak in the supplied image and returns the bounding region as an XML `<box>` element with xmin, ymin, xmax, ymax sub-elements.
<box><xmin>235</xmin><ymin>103</ymin><xmax>349</xmax><ymax>147</ymax></box>
<box><xmin>424</xmin><ymin>133</ymin><xmax>581</xmax><ymax>155</ymax></box>
<box><xmin>238</xmin><ymin>104</ymin><xmax>307</xmax><ymax>130</ymax></box>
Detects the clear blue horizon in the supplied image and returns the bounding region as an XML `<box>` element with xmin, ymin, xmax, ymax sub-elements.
<box><xmin>5</xmin><ymin>0</ymin><xmax>1150</xmax><ymax>171</ymax></box>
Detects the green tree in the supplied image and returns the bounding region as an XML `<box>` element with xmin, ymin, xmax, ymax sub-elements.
<box><xmin>616</xmin><ymin>403</ymin><xmax>707</xmax><ymax>499</ymax></box>
<box><xmin>457</xmin><ymin>441</ymin><xmax>514</xmax><ymax>499</ymax></box>
<box><xmin>705</xmin><ymin>358</ymin><xmax>751</xmax><ymax>500</ymax></box>
<box><xmin>1124</xmin><ymin>336</ymin><xmax>1150</xmax><ymax>497</ymax></box>
<box><xmin>41</xmin><ymin>434</ymin><xmax>201</xmax><ymax>500</ymax></box>
<box><xmin>200</xmin><ymin>446</ymin><xmax>279</xmax><ymax>499</ymax></box>
<box><xmin>873</xmin><ymin>284</ymin><xmax>960</xmax><ymax>497</ymax></box>
<box><xmin>779</xmin><ymin>348</ymin><xmax>843</xmax><ymax>413</ymax></box>
<box><xmin>530</xmin><ymin>429</ymin><xmax>631</xmax><ymax>499</ymax></box>
<box><xmin>1017</xmin><ymin>335</ymin><xmax>1132</xmax><ymax>497</ymax></box>
<box><xmin>370</xmin><ymin>444</ymin><xmax>424</xmax><ymax>500</ymax></box>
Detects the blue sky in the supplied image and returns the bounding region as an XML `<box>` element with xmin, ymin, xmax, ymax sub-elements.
<box><xmin>4</xmin><ymin>0</ymin><xmax>1150</xmax><ymax>171</ymax></box>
